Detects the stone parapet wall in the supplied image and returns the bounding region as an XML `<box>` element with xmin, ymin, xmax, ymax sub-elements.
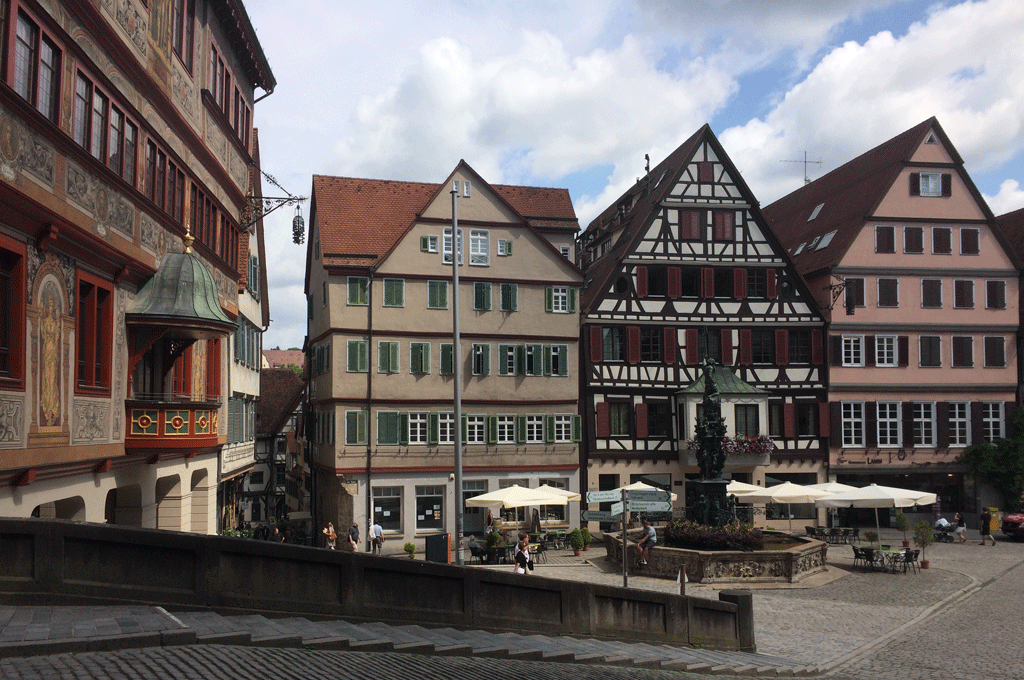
<box><xmin>0</xmin><ymin>518</ymin><xmax>753</xmax><ymax>652</ymax></box>
<box><xmin>606</xmin><ymin>530</ymin><xmax>828</xmax><ymax>584</ymax></box>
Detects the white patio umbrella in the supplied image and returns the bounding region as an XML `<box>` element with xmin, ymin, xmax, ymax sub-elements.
<box><xmin>465</xmin><ymin>484</ymin><xmax>570</xmax><ymax>509</ymax></box>
<box><xmin>732</xmin><ymin>482</ymin><xmax>835</xmax><ymax>531</ymax></box>
<box><xmin>726</xmin><ymin>480</ymin><xmax>763</xmax><ymax>496</ymax></box>
<box><xmin>614</xmin><ymin>480</ymin><xmax>678</xmax><ymax>501</ymax></box>
<box><xmin>805</xmin><ymin>482</ymin><xmax>858</xmax><ymax>494</ymax></box>
<box><xmin>534</xmin><ymin>484</ymin><xmax>582</xmax><ymax>502</ymax></box>
<box><xmin>814</xmin><ymin>483</ymin><xmax>938</xmax><ymax>537</ymax></box>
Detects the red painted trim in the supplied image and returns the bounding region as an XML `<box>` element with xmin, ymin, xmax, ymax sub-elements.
<box><xmin>590</xmin><ymin>325</ymin><xmax>603</xmax><ymax>363</ymax></box>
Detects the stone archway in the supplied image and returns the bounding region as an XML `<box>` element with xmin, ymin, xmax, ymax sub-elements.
<box><xmin>155</xmin><ymin>475</ymin><xmax>182</xmax><ymax>531</ymax></box>
<box><xmin>104</xmin><ymin>484</ymin><xmax>143</xmax><ymax>526</ymax></box>
<box><xmin>190</xmin><ymin>468</ymin><xmax>211</xmax><ymax>534</ymax></box>
<box><xmin>32</xmin><ymin>496</ymin><xmax>86</xmax><ymax>521</ymax></box>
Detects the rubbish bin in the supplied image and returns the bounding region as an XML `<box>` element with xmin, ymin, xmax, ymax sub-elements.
<box><xmin>986</xmin><ymin>507</ymin><xmax>1000</xmax><ymax>532</ymax></box>
<box><xmin>425</xmin><ymin>532</ymin><xmax>451</xmax><ymax>563</ymax></box>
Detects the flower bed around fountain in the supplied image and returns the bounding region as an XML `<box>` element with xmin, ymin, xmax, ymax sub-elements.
<box><xmin>604</xmin><ymin>529</ymin><xmax>828</xmax><ymax>584</ymax></box>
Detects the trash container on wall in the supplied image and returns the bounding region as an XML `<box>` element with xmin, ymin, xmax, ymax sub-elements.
<box><xmin>986</xmin><ymin>507</ymin><xmax>1000</xmax><ymax>531</ymax></box>
<box><xmin>425</xmin><ymin>532</ymin><xmax>451</xmax><ymax>563</ymax></box>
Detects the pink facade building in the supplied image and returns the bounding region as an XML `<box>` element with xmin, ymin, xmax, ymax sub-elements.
<box><xmin>763</xmin><ymin>118</ymin><xmax>1020</xmax><ymax>524</ymax></box>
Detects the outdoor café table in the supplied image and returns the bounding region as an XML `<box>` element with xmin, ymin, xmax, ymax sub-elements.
<box><xmin>878</xmin><ymin>548</ymin><xmax>907</xmax><ymax>573</ymax></box>
<box><xmin>488</xmin><ymin>544</ymin><xmax>513</xmax><ymax>564</ymax></box>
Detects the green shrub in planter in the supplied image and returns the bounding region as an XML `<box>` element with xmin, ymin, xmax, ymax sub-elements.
<box><xmin>864</xmin><ymin>530</ymin><xmax>879</xmax><ymax>545</ymax></box>
<box><xmin>913</xmin><ymin>520</ymin><xmax>934</xmax><ymax>563</ymax></box>
<box><xmin>403</xmin><ymin>541</ymin><xmax>416</xmax><ymax>557</ymax></box>
<box><xmin>894</xmin><ymin>511</ymin><xmax>910</xmax><ymax>544</ymax></box>
<box><xmin>568</xmin><ymin>528</ymin><xmax>584</xmax><ymax>551</ymax></box>
<box><xmin>581</xmin><ymin>527</ymin><xmax>592</xmax><ymax>545</ymax></box>
<box><xmin>485</xmin><ymin>531</ymin><xmax>502</xmax><ymax>548</ymax></box>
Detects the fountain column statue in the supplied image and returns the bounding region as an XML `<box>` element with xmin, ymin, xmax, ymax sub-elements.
<box><xmin>692</xmin><ymin>358</ymin><xmax>731</xmax><ymax>526</ymax></box>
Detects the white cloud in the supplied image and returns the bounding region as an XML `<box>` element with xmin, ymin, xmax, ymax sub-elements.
<box><xmin>720</xmin><ymin>0</ymin><xmax>1024</xmax><ymax>204</ymax></box>
<box><xmin>985</xmin><ymin>180</ymin><xmax>1024</xmax><ymax>217</ymax></box>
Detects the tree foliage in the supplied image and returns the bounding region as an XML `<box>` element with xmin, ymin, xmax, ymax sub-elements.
<box><xmin>958</xmin><ymin>409</ymin><xmax>1024</xmax><ymax>512</ymax></box>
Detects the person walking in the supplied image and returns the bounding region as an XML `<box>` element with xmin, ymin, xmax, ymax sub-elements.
<box><xmin>322</xmin><ymin>522</ymin><xmax>337</xmax><ymax>549</ymax></box>
<box><xmin>979</xmin><ymin>509</ymin><xmax>996</xmax><ymax>545</ymax></box>
<box><xmin>513</xmin><ymin>532</ymin><xmax>531</xmax><ymax>574</ymax></box>
<box><xmin>348</xmin><ymin>523</ymin><xmax>360</xmax><ymax>551</ymax></box>
<box><xmin>371</xmin><ymin>520</ymin><xmax>384</xmax><ymax>555</ymax></box>
<box><xmin>954</xmin><ymin>512</ymin><xmax>967</xmax><ymax>544</ymax></box>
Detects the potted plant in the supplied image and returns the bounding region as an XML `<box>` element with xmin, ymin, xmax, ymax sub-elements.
<box><xmin>403</xmin><ymin>541</ymin><xmax>416</xmax><ymax>559</ymax></box>
<box><xmin>894</xmin><ymin>511</ymin><xmax>911</xmax><ymax>547</ymax></box>
<box><xmin>568</xmin><ymin>528</ymin><xmax>584</xmax><ymax>556</ymax></box>
<box><xmin>913</xmin><ymin>520</ymin><xmax>934</xmax><ymax>568</ymax></box>
<box><xmin>864</xmin><ymin>530</ymin><xmax>879</xmax><ymax>546</ymax></box>
<box><xmin>581</xmin><ymin>527</ymin><xmax>592</xmax><ymax>551</ymax></box>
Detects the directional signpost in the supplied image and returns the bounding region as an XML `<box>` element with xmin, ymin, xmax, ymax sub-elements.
<box><xmin>580</xmin><ymin>510</ymin><xmax>618</xmax><ymax>522</ymax></box>
<box><xmin>627</xmin><ymin>500</ymin><xmax>673</xmax><ymax>513</ymax></box>
<box><xmin>585</xmin><ymin>490</ymin><xmax>622</xmax><ymax>503</ymax></box>
<box><xmin>582</xmin><ymin>487</ymin><xmax>674</xmax><ymax>588</ymax></box>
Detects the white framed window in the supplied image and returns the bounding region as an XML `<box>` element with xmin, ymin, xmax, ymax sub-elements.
<box><xmin>415</xmin><ymin>485</ymin><xmax>444</xmax><ymax>531</ymax></box>
<box><xmin>345</xmin><ymin>410</ymin><xmax>367</xmax><ymax>445</ymax></box>
<box><xmin>553</xmin><ymin>414</ymin><xmax>573</xmax><ymax>442</ymax></box>
<box><xmin>409</xmin><ymin>412</ymin><xmax>429</xmax><ymax>444</ymax></box>
<box><xmin>919</xmin><ymin>172</ymin><xmax>943</xmax><ymax>197</ymax></box>
<box><xmin>469</xmin><ymin>229</ymin><xmax>489</xmax><ymax>266</ymax></box>
<box><xmin>524</xmin><ymin>343</ymin><xmax>543</xmax><ymax>376</ymax></box>
<box><xmin>438</xmin><ymin>412</ymin><xmax>455</xmax><ymax>444</ymax></box>
<box><xmin>949</xmin><ymin>402</ymin><xmax>969</xmax><ymax>447</ymax></box>
<box><xmin>443</xmin><ymin>228</ymin><xmax>463</xmax><ymax>264</ymax></box>
<box><xmin>465</xmin><ymin>414</ymin><xmax>485</xmax><ymax>443</ymax></box>
<box><xmin>471</xmin><ymin>343</ymin><xmax>490</xmax><ymax>375</ymax></box>
<box><xmin>877</xmin><ymin>401</ymin><xmax>902</xmax><ymax>447</ymax></box>
<box><xmin>383</xmin><ymin>278</ymin><xmax>405</xmax><ymax>307</ymax></box>
<box><xmin>875</xmin><ymin>335</ymin><xmax>897</xmax><ymax>367</ymax></box>
<box><xmin>347</xmin><ymin>276</ymin><xmax>368</xmax><ymax>305</ymax></box>
<box><xmin>982</xmin><ymin>402</ymin><xmax>1004</xmax><ymax>441</ymax></box>
<box><xmin>347</xmin><ymin>339</ymin><xmax>368</xmax><ymax>372</ymax></box>
<box><xmin>842</xmin><ymin>402</ymin><xmax>864</xmax><ymax>447</ymax></box>
<box><xmin>378</xmin><ymin>341</ymin><xmax>399</xmax><ymax>373</ymax></box>
<box><xmin>499</xmin><ymin>344</ymin><xmax>517</xmax><ymax>376</ymax></box>
<box><xmin>427</xmin><ymin>235</ymin><xmax>439</xmax><ymax>252</ymax></box>
<box><xmin>525</xmin><ymin>414</ymin><xmax>544</xmax><ymax>443</ymax></box>
<box><xmin>427</xmin><ymin>280</ymin><xmax>448</xmax><ymax>309</ymax></box>
<box><xmin>374</xmin><ymin>486</ymin><xmax>402</xmax><ymax>532</ymax></box>
<box><xmin>842</xmin><ymin>335</ymin><xmax>864</xmax><ymax>366</ymax></box>
<box><xmin>539</xmin><ymin>478</ymin><xmax>567</xmax><ymax>521</ymax></box>
<box><xmin>560</xmin><ymin>245</ymin><xmax>571</xmax><ymax>259</ymax></box>
<box><xmin>496</xmin><ymin>415</ymin><xmax>516</xmax><ymax>443</ymax></box>
<box><xmin>497</xmin><ymin>239</ymin><xmax>512</xmax><ymax>256</ymax></box>
<box><xmin>912</xmin><ymin>401</ymin><xmax>936</xmax><ymax>447</ymax></box>
<box><xmin>547</xmin><ymin>344</ymin><xmax>569</xmax><ymax>377</ymax></box>
<box><xmin>551</xmin><ymin>286</ymin><xmax>568</xmax><ymax>313</ymax></box>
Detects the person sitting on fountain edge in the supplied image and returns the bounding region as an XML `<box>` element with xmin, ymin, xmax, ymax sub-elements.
<box><xmin>637</xmin><ymin>519</ymin><xmax>657</xmax><ymax>566</ymax></box>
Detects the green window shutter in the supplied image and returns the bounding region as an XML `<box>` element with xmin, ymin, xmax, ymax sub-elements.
<box><xmin>396</xmin><ymin>280</ymin><xmax>404</xmax><ymax>306</ymax></box>
<box><xmin>422</xmin><ymin>344</ymin><xmax>431</xmax><ymax>373</ymax></box>
<box><xmin>558</xmin><ymin>344</ymin><xmax>569</xmax><ymax>376</ymax></box>
<box><xmin>568</xmin><ymin>288</ymin><xmax>577</xmax><ymax>313</ymax></box>
<box><xmin>545</xmin><ymin>286</ymin><xmax>553</xmax><ymax>312</ymax></box>
<box><xmin>530</xmin><ymin>344</ymin><xmax>544</xmax><ymax>376</ymax></box>
<box><xmin>359</xmin><ymin>341</ymin><xmax>369</xmax><ymax>372</ymax></box>
<box><xmin>439</xmin><ymin>282</ymin><xmax>448</xmax><ymax>308</ymax></box>
<box><xmin>516</xmin><ymin>416</ymin><xmax>527</xmax><ymax>443</ymax></box>
<box><xmin>544</xmin><ymin>345</ymin><xmax>553</xmax><ymax>376</ymax></box>
<box><xmin>572</xmin><ymin>415</ymin><xmax>582</xmax><ymax>442</ymax></box>
<box><xmin>399</xmin><ymin>413</ymin><xmax>410</xmax><ymax>445</ymax></box>
<box><xmin>487</xmin><ymin>416</ymin><xmax>498</xmax><ymax>444</ymax></box>
<box><xmin>410</xmin><ymin>343</ymin><xmax>421</xmax><ymax>373</ymax></box>
<box><xmin>390</xmin><ymin>342</ymin><xmax>399</xmax><ymax>372</ymax></box>
<box><xmin>441</xmin><ymin>344</ymin><xmax>453</xmax><ymax>375</ymax></box>
<box><xmin>420</xmin><ymin>235</ymin><xmax>429</xmax><ymax>251</ymax></box>
<box><xmin>516</xmin><ymin>345</ymin><xmax>526</xmax><ymax>375</ymax></box>
<box><xmin>498</xmin><ymin>344</ymin><xmax>510</xmax><ymax>376</ymax></box>
<box><xmin>428</xmin><ymin>412</ymin><xmax>439</xmax><ymax>444</ymax></box>
<box><xmin>428</xmin><ymin>282</ymin><xmax>437</xmax><ymax>308</ymax></box>
<box><xmin>348</xmin><ymin>340</ymin><xmax>368</xmax><ymax>372</ymax></box>
<box><xmin>510</xmin><ymin>284</ymin><xmax>518</xmax><ymax>311</ymax></box>
<box><xmin>378</xmin><ymin>343</ymin><xmax>387</xmax><ymax>372</ymax></box>
<box><xmin>545</xmin><ymin>415</ymin><xmax>555</xmax><ymax>443</ymax></box>
<box><xmin>346</xmin><ymin>412</ymin><xmax>359</xmax><ymax>444</ymax></box>
<box><xmin>506</xmin><ymin>240</ymin><xmax>512</xmax><ymax>255</ymax></box>
<box><xmin>481</xmin><ymin>344</ymin><xmax>490</xmax><ymax>375</ymax></box>
<box><xmin>461</xmin><ymin>415</ymin><xmax>468</xmax><ymax>441</ymax></box>
<box><xmin>483</xmin><ymin>283</ymin><xmax>491</xmax><ymax>310</ymax></box>
<box><xmin>377</xmin><ymin>412</ymin><xmax>398</xmax><ymax>445</ymax></box>
<box><xmin>307</xmin><ymin>295</ymin><xmax>313</xmax><ymax>319</ymax></box>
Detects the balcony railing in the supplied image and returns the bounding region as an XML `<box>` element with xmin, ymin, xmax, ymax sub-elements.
<box><xmin>125</xmin><ymin>396</ymin><xmax>222</xmax><ymax>451</ymax></box>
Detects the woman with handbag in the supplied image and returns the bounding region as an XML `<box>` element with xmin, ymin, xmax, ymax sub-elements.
<box><xmin>512</xmin><ymin>532</ymin><xmax>532</xmax><ymax>574</ymax></box>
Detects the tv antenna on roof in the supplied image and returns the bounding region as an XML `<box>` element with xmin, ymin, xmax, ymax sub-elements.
<box><xmin>781</xmin><ymin>151</ymin><xmax>822</xmax><ymax>184</ymax></box>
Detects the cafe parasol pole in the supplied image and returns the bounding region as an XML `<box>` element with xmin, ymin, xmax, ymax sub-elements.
<box><xmin>451</xmin><ymin>181</ymin><xmax>464</xmax><ymax>566</ymax></box>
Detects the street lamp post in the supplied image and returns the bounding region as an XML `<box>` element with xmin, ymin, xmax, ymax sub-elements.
<box><xmin>451</xmin><ymin>181</ymin><xmax>464</xmax><ymax>565</ymax></box>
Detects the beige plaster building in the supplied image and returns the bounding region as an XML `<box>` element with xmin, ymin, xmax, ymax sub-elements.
<box><xmin>305</xmin><ymin>162</ymin><xmax>583</xmax><ymax>551</ymax></box>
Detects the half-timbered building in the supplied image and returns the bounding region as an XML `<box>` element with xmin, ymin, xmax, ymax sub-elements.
<box><xmin>763</xmin><ymin>118</ymin><xmax>1020</xmax><ymax>526</ymax></box>
<box><xmin>578</xmin><ymin>125</ymin><xmax>829</xmax><ymax>525</ymax></box>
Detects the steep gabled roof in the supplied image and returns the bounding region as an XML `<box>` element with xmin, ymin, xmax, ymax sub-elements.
<box><xmin>579</xmin><ymin>126</ymin><xmax>706</xmax><ymax>312</ymax></box>
<box><xmin>993</xmin><ymin>206</ymin><xmax>1024</xmax><ymax>269</ymax></box>
<box><xmin>308</xmin><ymin>164</ymin><xmax>580</xmax><ymax>275</ymax></box>
<box><xmin>256</xmin><ymin>368</ymin><xmax>305</xmax><ymax>437</ymax></box>
<box><xmin>760</xmin><ymin>117</ymin><xmax>992</xmax><ymax>276</ymax></box>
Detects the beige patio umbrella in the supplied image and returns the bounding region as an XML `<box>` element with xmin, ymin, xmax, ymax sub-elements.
<box><xmin>726</xmin><ymin>480</ymin><xmax>763</xmax><ymax>496</ymax></box>
<box><xmin>464</xmin><ymin>484</ymin><xmax>569</xmax><ymax>508</ymax></box>
<box><xmin>615</xmin><ymin>480</ymin><xmax>678</xmax><ymax>501</ymax></box>
<box><xmin>733</xmin><ymin>481</ymin><xmax>835</xmax><ymax>531</ymax></box>
<box><xmin>815</xmin><ymin>483</ymin><xmax>938</xmax><ymax>537</ymax></box>
<box><xmin>534</xmin><ymin>484</ymin><xmax>582</xmax><ymax>502</ymax></box>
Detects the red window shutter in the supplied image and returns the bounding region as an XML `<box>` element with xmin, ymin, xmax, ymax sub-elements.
<box><xmin>776</xmin><ymin>329</ymin><xmax>789</xmax><ymax>366</ymax></box>
<box><xmin>682</xmin><ymin>211</ymin><xmax>701</xmax><ymax>240</ymax></box>
<box><xmin>685</xmin><ymin>329</ymin><xmax>699</xmax><ymax>365</ymax></box>
<box><xmin>721</xmin><ymin>329</ymin><xmax>733</xmax><ymax>365</ymax></box>
<box><xmin>667</xmin><ymin>267</ymin><xmax>682</xmax><ymax>298</ymax></box>
<box><xmin>830</xmin><ymin>335</ymin><xmax>841</xmax><ymax>366</ymax></box>
<box><xmin>664</xmin><ymin>327</ymin><xmax>677</xmax><ymax>364</ymax></box>
<box><xmin>739</xmin><ymin>329</ymin><xmax>752</xmax><ymax>365</ymax></box>
<box><xmin>733</xmin><ymin>268</ymin><xmax>747</xmax><ymax>300</ymax></box>
<box><xmin>590</xmin><ymin>325</ymin><xmax>603</xmax><ymax>363</ymax></box>
<box><xmin>864</xmin><ymin>335</ymin><xmax>875</xmax><ymax>367</ymax></box>
<box><xmin>941</xmin><ymin>173</ymin><xmax>952</xmax><ymax>197</ymax></box>
<box><xmin>626</xmin><ymin>326</ymin><xmax>641</xmax><ymax>364</ymax></box>
<box><xmin>811</xmin><ymin>330</ymin><xmax>823</xmax><ymax>365</ymax></box>
<box><xmin>909</xmin><ymin>172</ymin><xmax>920</xmax><ymax>196</ymax></box>
<box><xmin>636</xmin><ymin>266</ymin><xmax>648</xmax><ymax>298</ymax></box>
<box><xmin>701</xmin><ymin>268</ymin><xmax>714</xmax><ymax>298</ymax></box>
<box><xmin>898</xmin><ymin>336</ymin><xmax>909</xmax><ymax>366</ymax></box>
<box><xmin>635</xmin><ymin>403</ymin><xmax>648</xmax><ymax>439</ymax></box>
<box><xmin>827</xmin><ymin>402</ymin><xmax>839</xmax><ymax>443</ymax></box>
<box><xmin>767</xmin><ymin>269</ymin><xmax>777</xmax><ymax>299</ymax></box>
<box><xmin>784</xmin><ymin>403</ymin><xmax>796</xmax><ymax>439</ymax></box>
<box><xmin>596</xmin><ymin>402</ymin><xmax>610</xmax><ymax>438</ymax></box>
<box><xmin>698</xmin><ymin>161</ymin><xmax>713</xmax><ymax>183</ymax></box>
<box><xmin>713</xmin><ymin>212</ymin><xmax>734</xmax><ymax>240</ymax></box>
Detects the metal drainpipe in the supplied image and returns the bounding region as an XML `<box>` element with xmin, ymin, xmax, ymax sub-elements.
<box><xmin>364</xmin><ymin>269</ymin><xmax>374</xmax><ymax>552</ymax></box>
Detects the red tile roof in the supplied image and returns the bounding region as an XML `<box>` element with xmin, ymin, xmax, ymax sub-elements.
<box><xmin>256</xmin><ymin>368</ymin><xmax>305</xmax><ymax>437</ymax></box>
<box><xmin>310</xmin><ymin>164</ymin><xmax>578</xmax><ymax>270</ymax></box>
<box><xmin>263</xmin><ymin>349</ymin><xmax>305</xmax><ymax>370</ymax></box>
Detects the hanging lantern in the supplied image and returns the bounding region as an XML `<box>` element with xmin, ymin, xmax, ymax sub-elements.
<box><xmin>292</xmin><ymin>204</ymin><xmax>305</xmax><ymax>245</ymax></box>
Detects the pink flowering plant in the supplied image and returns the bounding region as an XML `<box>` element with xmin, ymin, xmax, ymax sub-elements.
<box><xmin>664</xmin><ymin>519</ymin><xmax>764</xmax><ymax>551</ymax></box>
<box><xmin>686</xmin><ymin>435</ymin><xmax>775</xmax><ymax>458</ymax></box>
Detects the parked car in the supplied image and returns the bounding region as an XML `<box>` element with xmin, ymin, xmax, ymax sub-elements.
<box><xmin>1000</xmin><ymin>512</ymin><xmax>1024</xmax><ymax>540</ymax></box>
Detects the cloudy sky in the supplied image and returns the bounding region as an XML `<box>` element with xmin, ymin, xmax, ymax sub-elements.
<box><xmin>244</xmin><ymin>0</ymin><xmax>1024</xmax><ymax>351</ymax></box>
